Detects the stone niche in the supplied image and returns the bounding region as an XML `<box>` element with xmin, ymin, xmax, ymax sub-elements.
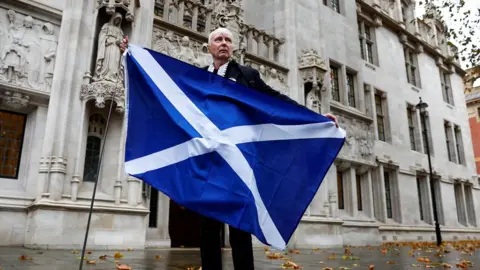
<box><xmin>0</xmin><ymin>7</ymin><xmax>59</xmax><ymax>93</ymax></box>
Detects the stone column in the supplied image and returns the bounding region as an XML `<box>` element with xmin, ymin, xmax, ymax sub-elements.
<box><xmin>37</xmin><ymin>0</ymin><xmax>89</xmax><ymax>201</ymax></box>
<box><xmin>424</xmin><ymin>176</ymin><xmax>435</xmax><ymax>225</ymax></box>
<box><xmin>163</xmin><ymin>0</ymin><xmax>171</xmax><ymax>19</ymax></box>
<box><xmin>346</xmin><ymin>167</ymin><xmax>358</xmax><ymax>217</ymax></box>
<box><xmin>192</xmin><ymin>4</ymin><xmax>199</xmax><ymax>31</ymax></box>
<box><xmin>395</xmin><ymin>0</ymin><xmax>404</xmax><ymax>26</ymax></box>
<box><xmin>377</xmin><ymin>164</ymin><xmax>388</xmax><ymax>222</ymax></box>
<box><xmin>70</xmin><ymin>100</ymin><xmax>88</xmax><ymax>202</ymax></box>
<box><xmin>177</xmin><ymin>0</ymin><xmax>185</xmax><ymax>25</ymax></box>
<box><xmin>365</xmin><ymin>170</ymin><xmax>375</xmax><ymax>219</ymax></box>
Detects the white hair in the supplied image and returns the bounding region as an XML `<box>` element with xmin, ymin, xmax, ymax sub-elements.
<box><xmin>208</xmin><ymin>28</ymin><xmax>233</xmax><ymax>45</ymax></box>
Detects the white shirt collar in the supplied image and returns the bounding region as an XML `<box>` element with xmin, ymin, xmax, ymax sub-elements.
<box><xmin>207</xmin><ymin>61</ymin><xmax>230</xmax><ymax>77</ymax></box>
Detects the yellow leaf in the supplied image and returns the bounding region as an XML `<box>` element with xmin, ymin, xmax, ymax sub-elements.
<box><xmin>114</xmin><ymin>252</ymin><xmax>124</xmax><ymax>259</ymax></box>
<box><xmin>86</xmin><ymin>260</ymin><xmax>96</xmax><ymax>264</ymax></box>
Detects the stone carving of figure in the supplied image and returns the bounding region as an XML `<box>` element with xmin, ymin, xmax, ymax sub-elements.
<box><xmin>21</xmin><ymin>16</ymin><xmax>42</xmax><ymax>89</ymax></box>
<box><xmin>154</xmin><ymin>31</ymin><xmax>178</xmax><ymax>57</ymax></box>
<box><xmin>193</xmin><ymin>43</ymin><xmax>212</xmax><ymax>67</ymax></box>
<box><xmin>177</xmin><ymin>36</ymin><xmax>196</xmax><ymax>64</ymax></box>
<box><xmin>258</xmin><ymin>65</ymin><xmax>267</xmax><ymax>81</ymax></box>
<box><xmin>93</xmin><ymin>12</ymin><xmax>124</xmax><ymax>83</ymax></box>
<box><xmin>1</xmin><ymin>36</ymin><xmax>27</xmax><ymax>84</ymax></box>
<box><xmin>306</xmin><ymin>83</ymin><xmax>321</xmax><ymax>113</ymax></box>
<box><xmin>43</xmin><ymin>43</ymin><xmax>56</xmax><ymax>91</ymax></box>
<box><xmin>266</xmin><ymin>68</ymin><xmax>285</xmax><ymax>94</ymax></box>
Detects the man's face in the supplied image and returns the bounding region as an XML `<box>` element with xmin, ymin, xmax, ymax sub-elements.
<box><xmin>208</xmin><ymin>33</ymin><xmax>233</xmax><ymax>61</ymax></box>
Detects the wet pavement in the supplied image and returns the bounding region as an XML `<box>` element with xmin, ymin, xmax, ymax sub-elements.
<box><xmin>0</xmin><ymin>241</ymin><xmax>479</xmax><ymax>269</ymax></box>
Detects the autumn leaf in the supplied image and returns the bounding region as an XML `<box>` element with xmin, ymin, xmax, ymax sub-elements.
<box><xmin>114</xmin><ymin>252</ymin><xmax>124</xmax><ymax>259</ymax></box>
<box><xmin>86</xmin><ymin>260</ymin><xmax>96</xmax><ymax>264</ymax></box>
<box><xmin>72</xmin><ymin>250</ymin><xmax>80</xmax><ymax>254</ymax></box>
<box><xmin>99</xmin><ymin>255</ymin><xmax>107</xmax><ymax>260</ymax></box>
<box><xmin>127</xmin><ymin>248</ymin><xmax>134</xmax><ymax>251</ymax></box>
<box><xmin>87</xmin><ymin>250</ymin><xmax>92</xmax><ymax>254</ymax></box>
<box><xmin>116</xmin><ymin>264</ymin><xmax>132</xmax><ymax>270</ymax></box>
<box><xmin>281</xmin><ymin>260</ymin><xmax>302</xmax><ymax>269</ymax></box>
<box><xmin>386</xmin><ymin>261</ymin><xmax>395</xmax><ymax>264</ymax></box>
<box><xmin>321</xmin><ymin>268</ymin><xmax>333</xmax><ymax>270</ymax></box>
<box><xmin>18</xmin><ymin>255</ymin><xmax>32</xmax><ymax>260</ymax></box>
<box><xmin>155</xmin><ymin>255</ymin><xmax>161</xmax><ymax>260</ymax></box>
<box><xmin>368</xmin><ymin>265</ymin><xmax>374</xmax><ymax>269</ymax></box>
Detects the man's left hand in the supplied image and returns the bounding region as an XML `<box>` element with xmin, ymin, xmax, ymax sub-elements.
<box><xmin>324</xmin><ymin>113</ymin><xmax>338</xmax><ymax>128</ymax></box>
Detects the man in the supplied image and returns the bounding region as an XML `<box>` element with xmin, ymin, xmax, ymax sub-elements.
<box><xmin>120</xmin><ymin>28</ymin><xmax>338</xmax><ymax>270</ymax></box>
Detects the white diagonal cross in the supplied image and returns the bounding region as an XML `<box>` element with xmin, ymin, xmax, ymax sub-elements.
<box><xmin>125</xmin><ymin>45</ymin><xmax>345</xmax><ymax>249</ymax></box>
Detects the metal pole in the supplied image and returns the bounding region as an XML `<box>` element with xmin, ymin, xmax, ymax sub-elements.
<box><xmin>420</xmin><ymin>110</ymin><xmax>442</xmax><ymax>246</ymax></box>
<box><xmin>78</xmin><ymin>53</ymin><xmax>125</xmax><ymax>270</ymax></box>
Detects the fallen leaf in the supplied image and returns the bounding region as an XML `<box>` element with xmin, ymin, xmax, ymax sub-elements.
<box><xmin>369</xmin><ymin>265</ymin><xmax>374</xmax><ymax>269</ymax></box>
<box><xmin>127</xmin><ymin>248</ymin><xmax>134</xmax><ymax>251</ymax></box>
<box><xmin>264</xmin><ymin>247</ymin><xmax>270</xmax><ymax>251</ymax></box>
<box><xmin>441</xmin><ymin>263</ymin><xmax>452</xmax><ymax>268</ymax></box>
<box><xmin>86</xmin><ymin>260</ymin><xmax>96</xmax><ymax>264</ymax></box>
<box><xmin>281</xmin><ymin>260</ymin><xmax>302</xmax><ymax>269</ymax></box>
<box><xmin>155</xmin><ymin>255</ymin><xmax>161</xmax><ymax>260</ymax></box>
<box><xmin>313</xmin><ymin>248</ymin><xmax>320</xmax><ymax>251</ymax></box>
<box><xmin>321</xmin><ymin>268</ymin><xmax>333</xmax><ymax>270</ymax></box>
<box><xmin>116</xmin><ymin>264</ymin><xmax>132</xmax><ymax>270</ymax></box>
<box><xmin>114</xmin><ymin>252</ymin><xmax>124</xmax><ymax>259</ymax></box>
<box><xmin>87</xmin><ymin>251</ymin><xmax>92</xmax><ymax>254</ymax></box>
<box><xmin>386</xmin><ymin>261</ymin><xmax>395</xmax><ymax>264</ymax></box>
<box><xmin>99</xmin><ymin>255</ymin><xmax>107</xmax><ymax>260</ymax></box>
<box><xmin>18</xmin><ymin>255</ymin><xmax>32</xmax><ymax>260</ymax></box>
<box><xmin>72</xmin><ymin>250</ymin><xmax>80</xmax><ymax>254</ymax></box>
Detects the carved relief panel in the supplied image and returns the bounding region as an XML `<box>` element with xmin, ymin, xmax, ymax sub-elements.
<box><xmin>151</xmin><ymin>28</ymin><xmax>213</xmax><ymax>67</ymax></box>
<box><xmin>0</xmin><ymin>8</ymin><xmax>59</xmax><ymax>92</ymax></box>
<box><xmin>244</xmin><ymin>60</ymin><xmax>289</xmax><ymax>96</ymax></box>
<box><xmin>336</xmin><ymin>114</ymin><xmax>375</xmax><ymax>162</ymax></box>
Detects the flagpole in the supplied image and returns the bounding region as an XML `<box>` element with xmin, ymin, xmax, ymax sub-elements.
<box><xmin>78</xmin><ymin>51</ymin><xmax>126</xmax><ymax>270</ymax></box>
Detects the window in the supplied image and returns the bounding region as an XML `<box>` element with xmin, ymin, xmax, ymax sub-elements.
<box><xmin>83</xmin><ymin>114</ymin><xmax>106</xmax><ymax>182</ymax></box>
<box><xmin>324</xmin><ymin>0</ymin><xmax>340</xmax><ymax>13</ymax></box>
<box><xmin>404</xmin><ymin>47</ymin><xmax>419</xmax><ymax>87</ymax></box>
<box><xmin>375</xmin><ymin>92</ymin><xmax>386</xmax><ymax>141</ymax></box>
<box><xmin>464</xmin><ymin>184</ymin><xmax>476</xmax><ymax>226</ymax></box>
<box><xmin>384</xmin><ymin>171</ymin><xmax>393</xmax><ymax>219</ymax></box>
<box><xmin>407</xmin><ymin>106</ymin><xmax>416</xmax><ymax>151</ymax></box>
<box><xmin>356</xmin><ymin>174</ymin><xmax>363</xmax><ymax>211</ymax></box>
<box><xmin>401</xmin><ymin>1</ymin><xmax>408</xmax><ymax>23</ymax></box>
<box><xmin>454</xmin><ymin>125</ymin><xmax>464</xmax><ymax>165</ymax></box>
<box><xmin>337</xmin><ymin>171</ymin><xmax>344</xmax><ymax>210</ymax></box>
<box><xmin>330</xmin><ymin>65</ymin><xmax>340</xmax><ymax>102</ymax></box>
<box><xmin>416</xmin><ymin>177</ymin><xmax>424</xmax><ymax>221</ymax></box>
<box><xmin>444</xmin><ymin>121</ymin><xmax>455</xmax><ymax>162</ymax></box>
<box><xmin>0</xmin><ymin>110</ymin><xmax>27</xmax><ymax>179</ymax></box>
<box><xmin>440</xmin><ymin>71</ymin><xmax>453</xmax><ymax>105</ymax></box>
<box><xmin>149</xmin><ymin>187</ymin><xmax>159</xmax><ymax>228</ymax></box>
<box><xmin>347</xmin><ymin>72</ymin><xmax>356</xmax><ymax>107</ymax></box>
<box><xmin>420</xmin><ymin>115</ymin><xmax>430</xmax><ymax>154</ymax></box>
<box><xmin>358</xmin><ymin>21</ymin><xmax>376</xmax><ymax>65</ymax></box>
<box><xmin>454</xmin><ymin>182</ymin><xmax>467</xmax><ymax>226</ymax></box>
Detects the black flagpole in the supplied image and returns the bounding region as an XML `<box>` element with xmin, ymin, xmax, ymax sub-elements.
<box><xmin>78</xmin><ymin>50</ymin><xmax>126</xmax><ymax>270</ymax></box>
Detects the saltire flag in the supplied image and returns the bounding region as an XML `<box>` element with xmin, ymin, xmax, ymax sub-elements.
<box><xmin>123</xmin><ymin>44</ymin><xmax>346</xmax><ymax>250</ymax></box>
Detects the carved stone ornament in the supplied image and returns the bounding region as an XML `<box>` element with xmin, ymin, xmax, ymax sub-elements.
<box><xmin>337</xmin><ymin>114</ymin><xmax>375</xmax><ymax>161</ymax></box>
<box><xmin>81</xmin><ymin>12</ymin><xmax>128</xmax><ymax>113</ymax></box>
<box><xmin>0</xmin><ymin>90</ymin><xmax>30</xmax><ymax>109</ymax></box>
<box><xmin>80</xmin><ymin>81</ymin><xmax>125</xmax><ymax>113</ymax></box>
<box><xmin>97</xmin><ymin>0</ymin><xmax>135</xmax><ymax>22</ymax></box>
<box><xmin>0</xmin><ymin>8</ymin><xmax>59</xmax><ymax>92</ymax></box>
<box><xmin>298</xmin><ymin>49</ymin><xmax>327</xmax><ymax>70</ymax></box>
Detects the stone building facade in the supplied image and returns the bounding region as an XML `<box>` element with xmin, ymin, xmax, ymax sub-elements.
<box><xmin>1</xmin><ymin>0</ymin><xmax>479</xmax><ymax>250</ymax></box>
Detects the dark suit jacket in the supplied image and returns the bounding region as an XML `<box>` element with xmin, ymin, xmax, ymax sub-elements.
<box><xmin>204</xmin><ymin>60</ymin><xmax>301</xmax><ymax>106</ymax></box>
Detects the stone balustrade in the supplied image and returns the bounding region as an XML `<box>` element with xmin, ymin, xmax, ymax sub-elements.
<box><xmin>154</xmin><ymin>0</ymin><xmax>213</xmax><ymax>34</ymax></box>
<box><xmin>243</xmin><ymin>25</ymin><xmax>284</xmax><ymax>63</ymax></box>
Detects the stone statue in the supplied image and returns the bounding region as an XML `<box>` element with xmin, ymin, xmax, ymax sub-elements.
<box><xmin>1</xmin><ymin>36</ymin><xmax>27</xmax><ymax>84</ymax></box>
<box><xmin>22</xmin><ymin>15</ymin><xmax>42</xmax><ymax>89</ymax></box>
<box><xmin>266</xmin><ymin>68</ymin><xmax>285</xmax><ymax>94</ymax></box>
<box><xmin>306</xmin><ymin>83</ymin><xmax>321</xmax><ymax>113</ymax></box>
<box><xmin>93</xmin><ymin>12</ymin><xmax>124</xmax><ymax>83</ymax></box>
<box><xmin>154</xmin><ymin>31</ymin><xmax>178</xmax><ymax>57</ymax></box>
<box><xmin>193</xmin><ymin>43</ymin><xmax>212</xmax><ymax>67</ymax></box>
<box><xmin>177</xmin><ymin>36</ymin><xmax>196</xmax><ymax>64</ymax></box>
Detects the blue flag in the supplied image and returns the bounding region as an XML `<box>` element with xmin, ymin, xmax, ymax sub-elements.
<box><xmin>123</xmin><ymin>45</ymin><xmax>346</xmax><ymax>250</ymax></box>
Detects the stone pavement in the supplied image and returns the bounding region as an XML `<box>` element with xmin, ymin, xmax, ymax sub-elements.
<box><xmin>0</xmin><ymin>242</ymin><xmax>479</xmax><ymax>270</ymax></box>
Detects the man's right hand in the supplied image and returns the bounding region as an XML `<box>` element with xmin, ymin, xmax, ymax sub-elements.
<box><xmin>120</xmin><ymin>36</ymin><xmax>129</xmax><ymax>53</ymax></box>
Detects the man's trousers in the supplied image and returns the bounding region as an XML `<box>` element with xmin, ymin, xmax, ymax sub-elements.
<box><xmin>200</xmin><ymin>215</ymin><xmax>254</xmax><ymax>270</ymax></box>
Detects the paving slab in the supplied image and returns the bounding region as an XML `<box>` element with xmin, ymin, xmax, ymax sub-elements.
<box><xmin>0</xmin><ymin>242</ymin><xmax>479</xmax><ymax>269</ymax></box>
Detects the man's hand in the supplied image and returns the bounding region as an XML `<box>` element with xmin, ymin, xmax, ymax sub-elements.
<box><xmin>324</xmin><ymin>113</ymin><xmax>338</xmax><ymax>128</ymax></box>
<box><xmin>120</xmin><ymin>36</ymin><xmax>129</xmax><ymax>53</ymax></box>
